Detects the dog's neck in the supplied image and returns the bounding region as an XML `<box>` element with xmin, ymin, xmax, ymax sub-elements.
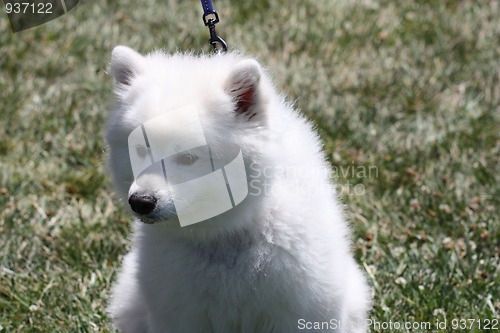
<box><xmin>187</xmin><ymin>227</ymin><xmax>255</xmax><ymax>269</ymax></box>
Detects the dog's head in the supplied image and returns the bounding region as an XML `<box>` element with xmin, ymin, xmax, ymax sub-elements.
<box><xmin>106</xmin><ymin>46</ymin><xmax>271</xmax><ymax>231</ymax></box>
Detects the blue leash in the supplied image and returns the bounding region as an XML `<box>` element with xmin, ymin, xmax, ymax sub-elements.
<box><xmin>200</xmin><ymin>0</ymin><xmax>228</xmax><ymax>53</ymax></box>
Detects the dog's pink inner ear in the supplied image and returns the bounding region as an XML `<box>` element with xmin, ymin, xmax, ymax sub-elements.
<box><xmin>230</xmin><ymin>82</ymin><xmax>256</xmax><ymax>115</ymax></box>
<box><xmin>225</xmin><ymin>59</ymin><xmax>262</xmax><ymax>117</ymax></box>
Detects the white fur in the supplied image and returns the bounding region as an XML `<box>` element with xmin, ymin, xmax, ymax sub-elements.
<box><xmin>106</xmin><ymin>46</ymin><xmax>371</xmax><ymax>332</ymax></box>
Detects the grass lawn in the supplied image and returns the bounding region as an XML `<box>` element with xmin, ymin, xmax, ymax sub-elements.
<box><xmin>0</xmin><ymin>0</ymin><xmax>498</xmax><ymax>331</ymax></box>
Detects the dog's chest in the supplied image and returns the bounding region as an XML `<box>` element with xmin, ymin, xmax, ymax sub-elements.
<box><xmin>139</xmin><ymin>231</ymin><xmax>274</xmax><ymax>303</ymax></box>
<box><xmin>136</xmin><ymin>228</ymin><xmax>331</xmax><ymax>332</ymax></box>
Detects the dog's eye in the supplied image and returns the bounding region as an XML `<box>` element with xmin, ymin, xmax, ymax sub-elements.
<box><xmin>175</xmin><ymin>153</ymin><xmax>199</xmax><ymax>166</ymax></box>
<box><xmin>136</xmin><ymin>145</ymin><xmax>150</xmax><ymax>158</ymax></box>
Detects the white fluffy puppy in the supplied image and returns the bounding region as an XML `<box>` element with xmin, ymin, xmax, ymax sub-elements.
<box><xmin>106</xmin><ymin>46</ymin><xmax>371</xmax><ymax>333</ymax></box>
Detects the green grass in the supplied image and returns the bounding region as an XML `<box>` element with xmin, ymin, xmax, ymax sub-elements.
<box><xmin>0</xmin><ymin>0</ymin><xmax>498</xmax><ymax>331</ymax></box>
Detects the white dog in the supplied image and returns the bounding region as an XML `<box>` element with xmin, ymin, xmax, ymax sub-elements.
<box><xmin>106</xmin><ymin>46</ymin><xmax>370</xmax><ymax>332</ymax></box>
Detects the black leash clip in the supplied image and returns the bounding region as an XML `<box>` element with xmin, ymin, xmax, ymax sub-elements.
<box><xmin>202</xmin><ymin>11</ymin><xmax>228</xmax><ymax>53</ymax></box>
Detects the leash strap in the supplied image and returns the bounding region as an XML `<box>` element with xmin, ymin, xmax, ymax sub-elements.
<box><xmin>200</xmin><ymin>0</ymin><xmax>228</xmax><ymax>53</ymax></box>
<box><xmin>200</xmin><ymin>0</ymin><xmax>215</xmax><ymax>16</ymax></box>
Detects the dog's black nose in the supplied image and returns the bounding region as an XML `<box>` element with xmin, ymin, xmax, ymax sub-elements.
<box><xmin>129</xmin><ymin>194</ymin><xmax>157</xmax><ymax>215</ymax></box>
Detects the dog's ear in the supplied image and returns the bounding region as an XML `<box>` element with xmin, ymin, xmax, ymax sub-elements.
<box><xmin>111</xmin><ymin>46</ymin><xmax>144</xmax><ymax>86</ymax></box>
<box><xmin>225</xmin><ymin>59</ymin><xmax>263</xmax><ymax>120</ymax></box>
